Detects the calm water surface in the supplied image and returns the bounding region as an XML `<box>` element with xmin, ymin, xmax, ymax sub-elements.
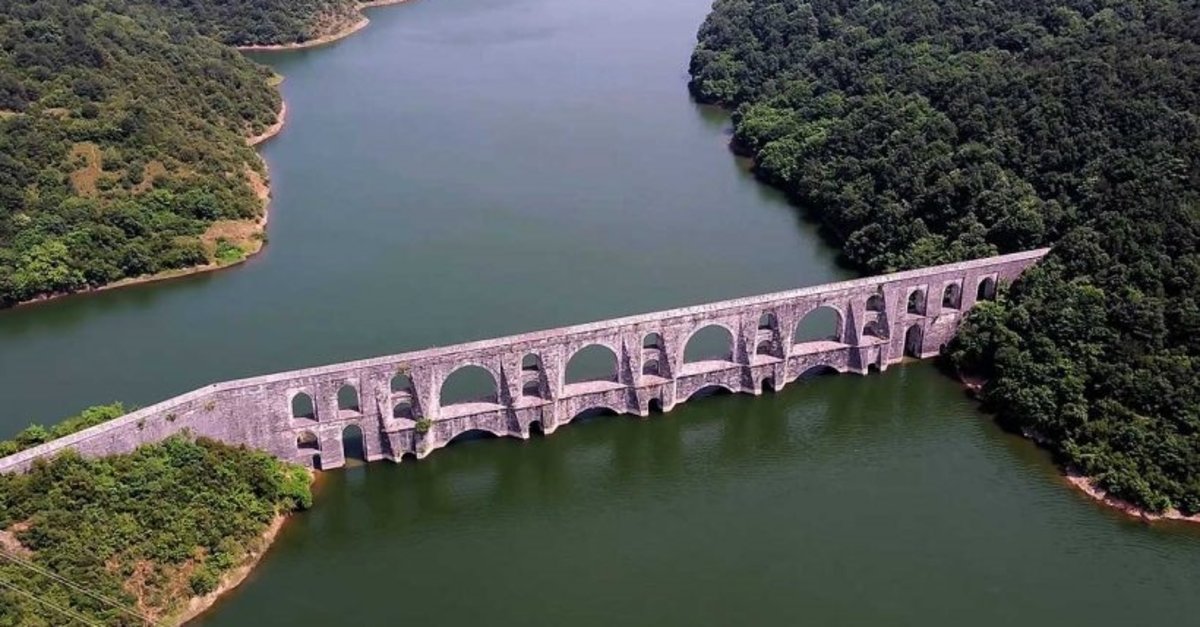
<box><xmin>0</xmin><ymin>0</ymin><xmax>1197</xmax><ymax>624</ymax></box>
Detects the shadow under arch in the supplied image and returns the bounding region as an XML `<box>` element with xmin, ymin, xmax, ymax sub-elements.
<box><xmin>446</xmin><ymin>428</ymin><xmax>502</xmax><ymax>447</ymax></box>
<box><xmin>686</xmin><ymin>383</ymin><xmax>736</xmax><ymax>401</ymax></box>
<box><xmin>342</xmin><ymin>424</ymin><xmax>365</xmax><ymax>462</ymax></box>
<box><xmin>568</xmin><ymin>405</ymin><xmax>622</xmax><ymax>424</ymax></box>
<box><xmin>296</xmin><ymin>430</ymin><xmax>320</xmax><ymax>468</ymax></box>
<box><xmin>793</xmin><ymin>364</ymin><xmax>840</xmax><ymax>382</ymax></box>
<box><xmin>904</xmin><ymin>323</ymin><xmax>925</xmax><ymax>357</ymax></box>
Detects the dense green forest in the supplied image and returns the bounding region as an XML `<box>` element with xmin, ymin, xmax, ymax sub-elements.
<box><xmin>144</xmin><ymin>0</ymin><xmax>359</xmax><ymax>47</ymax></box>
<box><xmin>0</xmin><ymin>435</ymin><xmax>311</xmax><ymax>625</ymax></box>
<box><xmin>691</xmin><ymin>0</ymin><xmax>1200</xmax><ymax>512</ymax></box>
<box><xmin>0</xmin><ymin>0</ymin><xmax>366</xmax><ymax>307</ymax></box>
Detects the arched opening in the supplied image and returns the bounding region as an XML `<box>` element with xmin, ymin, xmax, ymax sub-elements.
<box><xmin>521</xmin><ymin>353</ymin><xmax>541</xmax><ymax>372</ymax></box>
<box><xmin>565</xmin><ymin>344</ymin><xmax>619</xmax><ymax>385</ymax></box>
<box><xmin>794</xmin><ymin>306</ymin><xmax>843</xmax><ymax>344</ymax></box>
<box><xmin>642</xmin><ymin>359</ymin><xmax>662</xmax><ymax>377</ymax></box>
<box><xmin>297</xmin><ymin>430</ymin><xmax>319</xmax><ymax>451</ymax></box>
<box><xmin>755</xmin><ymin>339</ymin><xmax>775</xmax><ymax>356</ymax></box>
<box><xmin>907</xmin><ymin>289</ymin><xmax>926</xmax><ymax>315</ymax></box>
<box><xmin>761</xmin><ymin>377</ymin><xmax>776</xmax><ymax>394</ymax></box>
<box><xmin>447</xmin><ymin>429</ymin><xmax>499</xmax><ymax>447</ymax></box>
<box><xmin>643</xmin><ymin>333</ymin><xmax>664</xmax><ymax>350</ymax></box>
<box><xmin>862</xmin><ymin>319</ymin><xmax>886</xmax><ymax>339</ymax></box>
<box><xmin>683</xmin><ymin>324</ymin><xmax>734</xmax><ymax>363</ymax></box>
<box><xmin>867</xmin><ymin>363</ymin><xmax>882</xmax><ymax>374</ymax></box>
<box><xmin>796</xmin><ymin>364</ymin><xmax>839</xmax><ymax>381</ymax></box>
<box><xmin>291</xmin><ymin>392</ymin><xmax>315</xmax><ymax>421</ymax></box>
<box><xmin>337</xmin><ymin>384</ymin><xmax>360</xmax><ymax>413</ymax></box>
<box><xmin>441</xmin><ymin>365</ymin><xmax>499</xmax><ymax>406</ymax></box>
<box><xmin>392</xmin><ymin>401</ymin><xmax>413</xmax><ymax>420</ymax></box>
<box><xmin>528</xmin><ymin>420</ymin><xmax>544</xmax><ymax>437</ymax></box>
<box><xmin>342</xmin><ymin>424</ymin><xmax>365</xmax><ymax>462</ymax></box>
<box><xmin>942</xmin><ymin>283</ymin><xmax>962</xmax><ymax>309</ymax></box>
<box><xmin>904</xmin><ymin>324</ymin><xmax>925</xmax><ymax>358</ymax></box>
<box><xmin>647</xmin><ymin>398</ymin><xmax>664</xmax><ymax>414</ymax></box>
<box><xmin>390</xmin><ymin>372</ymin><xmax>413</xmax><ymax>394</ymax></box>
<box><xmin>570</xmin><ymin>406</ymin><xmax>620</xmax><ymax>424</ymax></box>
<box><xmin>758</xmin><ymin>312</ymin><xmax>776</xmax><ymax>330</ymax></box>
<box><xmin>866</xmin><ymin>293</ymin><xmax>885</xmax><ymax>312</ymax></box>
<box><xmin>687</xmin><ymin>384</ymin><xmax>735</xmax><ymax>401</ymax></box>
<box><xmin>977</xmin><ymin>277</ymin><xmax>997</xmax><ymax>301</ymax></box>
<box><xmin>522</xmin><ymin>380</ymin><xmax>542</xmax><ymax>398</ymax></box>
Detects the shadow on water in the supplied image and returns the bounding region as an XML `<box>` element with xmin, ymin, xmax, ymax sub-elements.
<box><xmin>341</xmin><ymin>424</ymin><xmax>366</xmax><ymax>467</ymax></box>
<box><xmin>446</xmin><ymin>429</ymin><xmax>500</xmax><ymax>446</ymax></box>
<box><xmin>314</xmin><ymin>366</ymin><xmax>939</xmax><ymax>523</ymax></box>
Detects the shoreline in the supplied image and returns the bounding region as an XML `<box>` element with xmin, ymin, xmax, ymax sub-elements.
<box><xmin>171</xmin><ymin>513</ymin><xmax>289</xmax><ymax>626</ymax></box>
<box><xmin>1065</xmin><ymin>471</ymin><xmax>1200</xmax><ymax>526</ymax></box>
<box><xmin>234</xmin><ymin>0</ymin><xmax>414</xmax><ymax>52</ymax></box>
<box><xmin>728</xmin><ymin>105</ymin><xmax>1200</xmax><ymax>531</ymax></box>
<box><xmin>8</xmin><ymin>1</ymin><xmax>420</xmax><ymax>310</ymax></box>
<box><xmin>176</xmin><ymin>470</ymin><xmax>323</xmax><ymax>625</ymax></box>
<box><xmin>960</xmin><ymin>373</ymin><xmax>1199</xmax><ymax>527</ymax></box>
<box><xmin>10</xmin><ymin>98</ymin><xmax>286</xmax><ymax>311</ymax></box>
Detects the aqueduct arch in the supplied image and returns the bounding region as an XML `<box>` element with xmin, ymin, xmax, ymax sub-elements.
<box><xmin>0</xmin><ymin>249</ymin><xmax>1050</xmax><ymax>474</ymax></box>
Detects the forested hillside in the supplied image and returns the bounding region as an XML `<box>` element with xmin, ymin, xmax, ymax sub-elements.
<box><xmin>690</xmin><ymin>0</ymin><xmax>1200</xmax><ymax>512</ymax></box>
<box><xmin>0</xmin><ymin>435</ymin><xmax>311</xmax><ymax>625</ymax></box>
<box><xmin>0</xmin><ymin>0</ymin><xmax>364</xmax><ymax>307</ymax></box>
<box><xmin>142</xmin><ymin>0</ymin><xmax>358</xmax><ymax>47</ymax></box>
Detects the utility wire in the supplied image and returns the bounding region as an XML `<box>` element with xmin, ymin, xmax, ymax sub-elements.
<box><xmin>0</xmin><ymin>549</ymin><xmax>147</xmax><ymax>619</ymax></box>
<box><xmin>0</xmin><ymin>576</ymin><xmax>107</xmax><ymax>627</ymax></box>
<box><xmin>0</xmin><ymin>549</ymin><xmax>154</xmax><ymax>625</ymax></box>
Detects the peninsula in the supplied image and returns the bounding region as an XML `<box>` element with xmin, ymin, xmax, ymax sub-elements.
<box><xmin>690</xmin><ymin>0</ymin><xmax>1200</xmax><ymax>518</ymax></box>
<box><xmin>0</xmin><ymin>1</ymin><xmax>411</xmax><ymax>308</ymax></box>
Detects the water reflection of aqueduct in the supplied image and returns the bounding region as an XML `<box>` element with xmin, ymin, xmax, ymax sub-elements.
<box><xmin>0</xmin><ymin>249</ymin><xmax>1048</xmax><ymax>474</ymax></box>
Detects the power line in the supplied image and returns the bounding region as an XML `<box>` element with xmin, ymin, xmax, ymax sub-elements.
<box><xmin>0</xmin><ymin>549</ymin><xmax>154</xmax><ymax>625</ymax></box>
<box><xmin>0</xmin><ymin>549</ymin><xmax>148</xmax><ymax>621</ymax></box>
<box><xmin>0</xmin><ymin>576</ymin><xmax>107</xmax><ymax>627</ymax></box>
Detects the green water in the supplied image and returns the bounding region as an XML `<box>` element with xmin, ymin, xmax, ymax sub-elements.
<box><xmin>1</xmin><ymin>0</ymin><xmax>1198</xmax><ymax>624</ymax></box>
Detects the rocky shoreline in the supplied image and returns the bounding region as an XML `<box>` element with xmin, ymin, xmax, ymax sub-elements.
<box><xmin>234</xmin><ymin>0</ymin><xmax>415</xmax><ymax>52</ymax></box>
<box><xmin>1065</xmin><ymin>472</ymin><xmax>1200</xmax><ymax>525</ymax></box>
<box><xmin>960</xmin><ymin>371</ymin><xmax>1199</xmax><ymax>527</ymax></box>
<box><xmin>11</xmin><ymin>97</ymin><xmax>285</xmax><ymax>311</ymax></box>
<box><xmin>171</xmin><ymin>514</ymin><xmax>288</xmax><ymax>625</ymax></box>
<box><xmin>13</xmin><ymin>2</ymin><xmax>418</xmax><ymax>310</ymax></box>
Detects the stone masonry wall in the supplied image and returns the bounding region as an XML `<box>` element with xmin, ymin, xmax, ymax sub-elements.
<box><xmin>0</xmin><ymin>249</ymin><xmax>1049</xmax><ymax>474</ymax></box>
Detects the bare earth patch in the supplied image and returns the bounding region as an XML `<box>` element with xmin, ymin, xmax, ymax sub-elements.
<box><xmin>0</xmin><ymin>521</ymin><xmax>33</xmax><ymax>558</ymax></box>
<box><xmin>68</xmin><ymin>142</ymin><xmax>106</xmax><ymax>197</ymax></box>
<box><xmin>132</xmin><ymin>160</ymin><xmax>169</xmax><ymax>194</ymax></box>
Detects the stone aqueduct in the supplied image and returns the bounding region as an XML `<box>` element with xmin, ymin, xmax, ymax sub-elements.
<box><xmin>0</xmin><ymin>249</ymin><xmax>1048</xmax><ymax>473</ymax></box>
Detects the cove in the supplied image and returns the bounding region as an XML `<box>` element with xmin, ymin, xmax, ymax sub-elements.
<box><xmin>0</xmin><ymin>0</ymin><xmax>1198</xmax><ymax>624</ymax></box>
